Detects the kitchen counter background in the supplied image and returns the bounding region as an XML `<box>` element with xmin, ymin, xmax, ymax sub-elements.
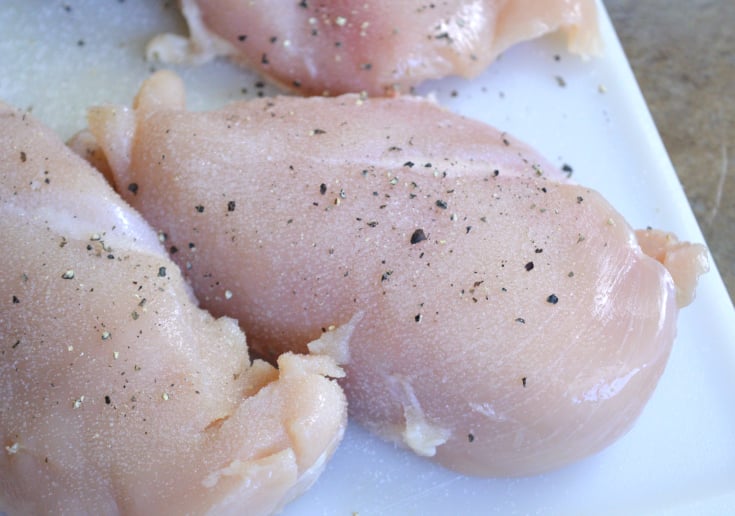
<box><xmin>605</xmin><ymin>0</ymin><xmax>735</xmax><ymax>305</ymax></box>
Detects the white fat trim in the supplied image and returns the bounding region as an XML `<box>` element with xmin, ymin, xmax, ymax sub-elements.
<box><xmin>307</xmin><ymin>311</ymin><xmax>364</xmax><ymax>365</ymax></box>
<box><xmin>389</xmin><ymin>375</ymin><xmax>450</xmax><ymax>457</ymax></box>
<box><xmin>145</xmin><ymin>0</ymin><xmax>236</xmax><ymax>65</ymax></box>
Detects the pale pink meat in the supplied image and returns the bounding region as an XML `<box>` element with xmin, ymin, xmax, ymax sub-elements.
<box><xmin>147</xmin><ymin>0</ymin><xmax>601</xmax><ymax>95</ymax></box>
<box><xmin>0</xmin><ymin>102</ymin><xmax>347</xmax><ymax>515</ymax></box>
<box><xmin>87</xmin><ymin>71</ymin><xmax>707</xmax><ymax>476</ymax></box>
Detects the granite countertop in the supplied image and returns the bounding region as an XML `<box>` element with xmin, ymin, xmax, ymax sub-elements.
<box><xmin>605</xmin><ymin>0</ymin><xmax>735</xmax><ymax>305</ymax></box>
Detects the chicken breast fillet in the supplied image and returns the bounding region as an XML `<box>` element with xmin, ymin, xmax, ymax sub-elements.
<box><xmin>0</xmin><ymin>101</ymin><xmax>347</xmax><ymax>515</ymax></box>
<box><xmin>85</xmin><ymin>71</ymin><xmax>708</xmax><ymax>476</ymax></box>
<box><xmin>147</xmin><ymin>0</ymin><xmax>601</xmax><ymax>96</ymax></box>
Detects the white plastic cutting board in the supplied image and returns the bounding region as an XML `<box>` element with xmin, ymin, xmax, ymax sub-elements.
<box><xmin>1</xmin><ymin>1</ymin><xmax>734</xmax><ymax>514</ymax></box>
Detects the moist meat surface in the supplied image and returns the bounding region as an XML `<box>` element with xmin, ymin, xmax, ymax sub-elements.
<box><xmin>0</xmin><ymin>102</ymin><xmax>347</xmax><ymax>515</ymax></box>
<box><xmin>85</xmin><ymin>71</ymin><xmax>708</xmax><ymax>476</ymax></box>
<box><xmin>147</xmin><ymin>0</ymin><xmax>601</xmax><ymax>95</ymax></box>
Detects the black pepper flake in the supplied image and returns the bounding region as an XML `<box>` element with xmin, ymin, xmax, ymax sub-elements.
<box><xmin>12</xmin><ymin>295</ymin><xmax>20</xmax><ymax>304</ymax></box>
<box><xmin>12</xmin><ymin>340</ymin><xmax>20</xmax><ymax>349</ymax></box>
<box><xmin>410</xmin><ymin>229</ymin><xmax>427</xmax><ymax>244</ymax></box>
<box><xmin>261</xmin><ymin>53</ymin><xmax>269</xmax><ymax>65</ymax></box>
<box><xmin>227</xmin><ymin>200</ymin><xmax>236</xmax><ymax>212</ymax></box>
<box><xmin>547</xmin><ymin>294</ymin><xmax>559</xmax><ymax>305</ymax></box>
<box><xmin>414</xmin><ymin>313</ymin><xmax>422</xmax><ymax>322</ymax></box>
<box><xmin>576</xmin><ymin>196</ymin><xmax>584</xmax><ymax>204</ymax></box>
<box><xmin>105</xmin><ymin>395</ymin><xmax>111</xmax><ymax>405</ymax></box>
<box><xmin>319</xmin><ymin>183</ymin><xmax>327</xmax><ymax>195</ymax></box>
<box><xmin>158</xmin><ymin>266</ymin><xmax>167</xmax><ymax>278</ymax></box>
<box><xmin>299</xmin><ymin>0</ymin><xmax>307</xmax><ymax>7</ymax></box>
<box><xmin>562</xmin><ymin>163</ymin><xmax>573</xmax><ymax>177</ymax></box>
<box><xmin>169</xmin><ymin>245</ymin><xmax>178</xmax><ymax>254</ymax></box>
<box><xmin>524</xmin><ymin>261</ymin><xmax>534</xmax><ymax>271</ymax></box>
<box><xmin>292</xmin><ymin>80</ymin><xmax>302</xmax><ymax>88</ymax></box>
<box><xmin>126</xmin><ymin>182</ymin><xmax>138</xmax><ymax>194</ymax></box>
<box><xmin>20</xmin><ymin>151</ymin><xmax>27</xmax><ymax>162</ymax></box>
<box><xmin>312</xmin><ymin>128</ymin><xmax>326</xmax><ymax>135</ymax></box>
<box><xmin>269</xmin><ymin>36</ymin><xmax>278</xmax><ymax>44</ymax></box>
<box><xmin>238</xmin><ymin>34</ymin><xmax>247</xmax><ymax>42</ymax></box>
<box><xmin>435</xmin><ymin>199</ymin><xmax>447</xmax><ymax>209</ymax></box>
<box><xmin>535</xmin><ymin>248</ymin><xmax>543</xmax><ymax>254</ymax></box>
<box><xmin>468</xmin><ymin>433</ymin><xmax>475</xmax><ymax>443</ymax></box>
<box><xmin>522</xmin><ymin>377</ymin><xmax>527</xmax><ymax>387</ymax></box>
<box><xmin>360</xmin><ymin>63</ymin><xmax>373</xmax><ymax>70</ymax></box>
<box><xmin>381</xmin><ymin>270</ymin><xmax>393</xmax><ymax>282</ymax></box>
<box><xmin>195</xmin><ymin>205</ymin><xmax>205</xmax><ymax>213</ymax></box>
<box><xmin>403</xmin><ymin>161</ymin><xmax>415</xmax><ymax>168</ymax></box>
<box><xmin>515</xmin><ymin>317</ymin><xmax>526</xmax><ymax>324</ymax></box>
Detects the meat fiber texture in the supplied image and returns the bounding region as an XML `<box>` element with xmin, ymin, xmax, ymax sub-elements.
<box><xmin>82</xmin><ymin>71</ymin><xmax>708</xmax><ymax>477</ymax></box>
<box><xmin>0</xmin><ymin>102</ymin><xmax>348</xmax><ymax>515</ymax></box>
<box><xmin>146</xmin><ymin>0</ymin><xmax>601</xmax><ymax>96</ymax></box>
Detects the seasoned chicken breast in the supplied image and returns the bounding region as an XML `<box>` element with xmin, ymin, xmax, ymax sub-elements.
<box><xmin>147</xmin><ymin>0</ymin><xmax>601</xmax><ymax>95</ymax></box>
<box><xmin>84</xmin><ymin>71</ymin><xmax>707</xmax><ymax>476</ymax></box>
<box><xmin>0</xmin><ymin>101</ymin><xmax>347</xmax><ymax>515</ymax></box>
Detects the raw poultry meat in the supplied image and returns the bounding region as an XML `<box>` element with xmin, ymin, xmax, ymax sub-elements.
<box><xmin>147</xmin><ymin>0</ymin><xmax>601</xmax><ymax>95</ymax></box>
<box><xmin>83</xmin><ymin>71</ymin><xmax>708</xmax><ymax>476</ymax></box>
<box><xmin>0</xmin><ymin>101</ymin><xmax>347</xmax><ymax>515</ymax></box>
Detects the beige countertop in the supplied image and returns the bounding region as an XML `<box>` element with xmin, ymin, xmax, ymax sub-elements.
<box><xmin>605</xmin><ymin>0</ymin><xmax>735</xmax><ymax>305</ymax></box>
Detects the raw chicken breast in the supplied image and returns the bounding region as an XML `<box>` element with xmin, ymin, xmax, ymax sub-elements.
<box><xmin>86</xmin><ymin>71</ymin><xmax>707</xmax><ymax>476</ymax></box>
<box><xmin>0</xmin><ymin>102</ymin><xmax>347</xmax><ymax>515</ymax></box>
<box><xmin>147</xmin><ymin>0</ymin><xmax>601</xmax><ymax>95</ymax></box>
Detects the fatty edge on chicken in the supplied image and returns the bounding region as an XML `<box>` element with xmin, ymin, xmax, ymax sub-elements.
<box><xmin>146</xmin><ymin>0</ymin><xmax>601</xmax><ymax>96</ymax></box>
<box><xmin>79</xmin><ymin>70</ymin><xmax>708</xmax><ymax>476</ymax></box>
<box><xmin>0</xmin><ymin>102</ymin><xmax>348</xmax><ymax>515</ymax></box>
